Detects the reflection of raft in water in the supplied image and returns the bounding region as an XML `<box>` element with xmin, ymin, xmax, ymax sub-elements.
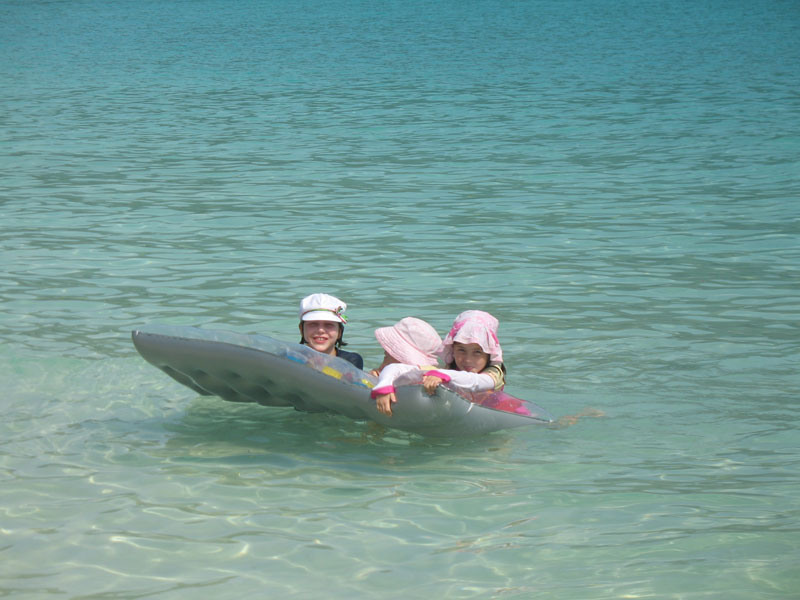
<box><xmin>131</xmin><ymin>325</ymin><xmax>555</xmax><ymax>437</ymax></box>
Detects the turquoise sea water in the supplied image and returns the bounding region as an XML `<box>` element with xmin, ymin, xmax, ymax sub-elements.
<box><xmin>2</xmin><ymin>0</ymin><xmax>799</xmax><ymax>597</ymax></box>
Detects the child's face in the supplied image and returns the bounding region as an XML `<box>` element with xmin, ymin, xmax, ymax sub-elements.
<box><xmin>375</xmin><ymin>351</ymin><xmax>399</xmax><ymax>375</ymax></box>
<box><xmin>300</xmin><ymin>320</ymin><xmax>341</xmax><ymax>355</ymax></box>
<box><xmin>453</xmin><ymin>342</ymin><xmax>489</xmax><ymax>372</ymax></box>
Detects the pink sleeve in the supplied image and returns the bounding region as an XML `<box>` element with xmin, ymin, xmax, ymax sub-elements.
<box><xmin>370</xmin><ymin>385</ymin><xmax>395</xmax><ymax>399</ymax></box>
<box><xmin>424</xmin><ymin>370</ymin><xmax>452</xmax><ymax>382</ymax></box>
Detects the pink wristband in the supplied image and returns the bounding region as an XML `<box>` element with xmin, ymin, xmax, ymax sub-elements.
<box><xmin>424</xmin><ymin>370</ymin><xmax>451</xmax><ymax>383</ymax></box>
<box><xmin>370</xmin><ymin>385</ymin><xmax>395</xmax><ymax>399</ymax></box>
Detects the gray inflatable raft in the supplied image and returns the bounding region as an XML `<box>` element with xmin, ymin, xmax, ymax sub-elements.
<box><xmin>132</xmin><ymin>325</ymin><xmax>554</xmax><ymax>437</ymax></box>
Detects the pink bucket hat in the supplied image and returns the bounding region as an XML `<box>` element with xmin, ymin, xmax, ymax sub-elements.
<box><xmin>374</xmin><ymin>317</ymin><xmax>442</xmax><ymax>366</ymax></box>
<box><xmin>441</xmin><ymin>310</ymin><xmax>503</xmax><ymax>365</ymax></box>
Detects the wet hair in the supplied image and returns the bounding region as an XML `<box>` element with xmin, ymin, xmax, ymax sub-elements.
<box><xmin>299</xmin><ymin>322</ymin><xmax>348</xmax><ymax>349</ymax></box>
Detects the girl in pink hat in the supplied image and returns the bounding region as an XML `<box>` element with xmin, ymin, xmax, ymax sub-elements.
<box><xmin>370</xmin><ymin>317</ymin><xmax>442</xmax><ymax>416</ymax></box>
<box><xmin>426</xmin><ymin>310</ymin><xmax>604</xmax><ymax>424</ymax></box>
<box><xmin>420</xmin><ymin>310</ymin><xmax>506</xmax><ymax>399</ymax></box>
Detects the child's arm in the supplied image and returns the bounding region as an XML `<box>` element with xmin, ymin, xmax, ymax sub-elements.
<box><xmin>371</xmin><ymin>363</ymin><xmax>420</xmax><ymax>416</ymax></box>
<box><xmin>423</xmin><ymin>366</ymin><xmax>504</xmax><ymax>395</ymax></box>
<box><xmin>372</xmin><ymin>363</ymin><xmax>418</xmax><ymax>392</ymax></box>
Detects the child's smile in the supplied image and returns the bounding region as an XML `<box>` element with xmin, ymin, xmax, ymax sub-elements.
<box><xmin>453</xmin><ymin>342</ymin><xmax>489</xmax><ymax>372</ymax></box>
<box><xmin>302</xmin><ymin>320</ymin><xmax>340</xmax><ymax>355</ymax></box>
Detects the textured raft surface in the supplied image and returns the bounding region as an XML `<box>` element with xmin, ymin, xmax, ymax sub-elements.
<box><xmin>132</xmin><ymin>325</ymin><xmax>554</xmax><ymax>437</ymax></box>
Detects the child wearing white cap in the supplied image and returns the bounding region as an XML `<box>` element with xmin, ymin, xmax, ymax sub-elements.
<box><xmin>298</xmin><ymin>293</ymin><xmax>363</xmax><ymax>369</ymax></box>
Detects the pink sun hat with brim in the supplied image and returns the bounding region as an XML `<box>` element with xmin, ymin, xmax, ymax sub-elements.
<box><xmin>299</xmin><ymin>293</ymin><xmax>348</xmax><ymax>324</ymax></box>
<box><xmin>374</xmin><ymin>317</ymin><xmax>442</xmax><ymax>366</ymax></box>
<box><xmin>441</xmin><ymin>310</ymin><xmax>503</xmax><ymax>365</ymax></box>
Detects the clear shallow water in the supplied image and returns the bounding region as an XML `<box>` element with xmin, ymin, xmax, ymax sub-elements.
<box><xmin>1</xmin><ymin>0</ymin><xmax>799</xmax><ymax>598</ymax></box>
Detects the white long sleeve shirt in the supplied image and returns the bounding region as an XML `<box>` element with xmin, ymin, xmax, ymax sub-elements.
<box><xmin>371</xmin><ymin>363</ymin><xmax>504</xmax><ymax>397</ymax></box>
